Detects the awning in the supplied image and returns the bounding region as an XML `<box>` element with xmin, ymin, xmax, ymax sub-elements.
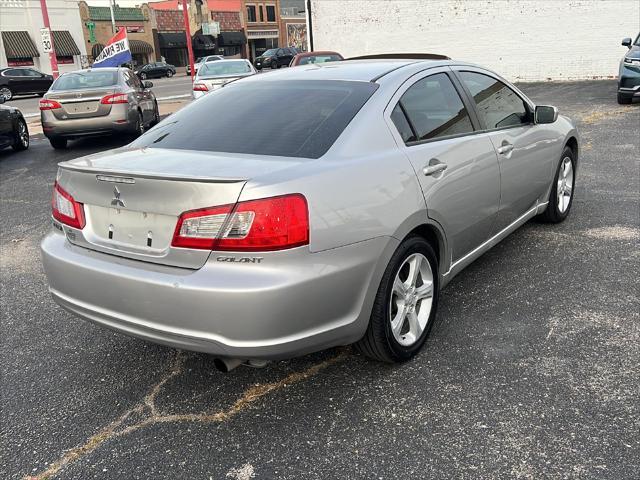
<box><xmin>217</xmin><ymin>31</ymin><xmax>246</xmax><ymax>46</ymax></box>
<box><xmin>129</xmin><ymin>40</ymin><xmax>154</xmax><ymax>54</ymax></box>
<box><xmin>52</xmin><ymin>31</ymin><xmax>80</xmax><ymax>56</ymax></box>
<box><xmin>193</xmin><ymin>34</ymin><xmax>216</xmax><ymax>50</ymax></box>
<box><xmin>158</xmin><ymin>32</ymin><xmax>187</xmax><ymax>49</ymax></box>
<box><xmin>1</xmin><ymin>31</ymin><xmax>40</xmax><ymax>59</ymax></box>
<box><xmin>91</xmin><ymin>43</ymin><xmax>105</xmax><ymax>58</ymax></box>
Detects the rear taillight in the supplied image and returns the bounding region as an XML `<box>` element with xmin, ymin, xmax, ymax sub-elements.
<box><xmin>100</xmin><ymin>93</ymin><xmax>129</xmax><ymax>104</ymax></box>
<box><xmin>39</xmin><ymin>99</ymin><xmax>62</xmax><ymax>111</ymax></box>
<box><xmin>171</xmin><ymin>194</ymin><xmax>309</xmax><ymax>251</ymax></box>
<box><xmin>192</xmin><ymin>83</ymin><xmax>208</xmax><ymax>92</ymax></box>
<box><xmin>51</xmin><ymin>182</ymin><xmax>85</xmax><ymax>229</ymax></box>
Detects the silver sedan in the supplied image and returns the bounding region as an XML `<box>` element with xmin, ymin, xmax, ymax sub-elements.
<box><xmin>41</xmin><ymin>57</ymin><xmax>579</xmax><ymax>369</ymax></box>
<box><xmin>192</xmin><ymin>59</ymin><xmax>256</xmax><ymax>99</ymax></box>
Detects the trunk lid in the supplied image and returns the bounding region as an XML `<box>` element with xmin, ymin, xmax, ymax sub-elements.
<box><xmin>198</xmin><ymin>74</ymin><xmax>252</xmax><ymax>91</ymax></box>
<box><xmin>56</xmin><ymin>147</ymin><xmax>304</xmax><ymax>269</ymax></box>
<box><xmin>46</xmin><ymin>87</ymin><xmax>116</xmax><ymax>120</ymax></box>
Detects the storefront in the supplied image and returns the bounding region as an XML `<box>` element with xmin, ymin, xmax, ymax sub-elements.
<box><xmin>158</xmin><ymin>32</ymin><xmax>188</xmax><ymax>66</ymax></box>
<box><xmin>1</xmin><ymin>31</ymin><xmax>40</xmax><ymax>67</ymax></box>
<box><xmin>216</xmin><ymin>31</ymin><xmax>246</xmax><ymax>57</ymax></box>
<box><xmin>246</xmin><ymin>29</ymin><xmax>279</xmax><ymax>61</ymax></box>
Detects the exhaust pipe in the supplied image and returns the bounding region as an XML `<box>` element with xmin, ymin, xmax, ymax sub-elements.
<box><xmin>213</xmin><ymin>357</ymin><xmax>244</xmax><ymax>373</ymax></box>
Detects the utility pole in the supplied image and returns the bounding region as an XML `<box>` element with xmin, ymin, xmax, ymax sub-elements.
<box><xmin>182</xmin><ymin>0</ymin><xmax>195</xmax><ymax>81</ymax></box>
<box><xmin>39</xmin><ymin>0</ymin><xmax>59</xmax><ymax>79</ymax></box>
<box><xmin>108</xmin><ymin>0</ymin><xmax>116</xmax><ymax>34</ymax></box>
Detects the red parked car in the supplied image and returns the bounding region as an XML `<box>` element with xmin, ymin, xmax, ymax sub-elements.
<box><xmin>289</xmin><ymin>51</ymin><xmax>344</xmax><ymax>67</ymax></box>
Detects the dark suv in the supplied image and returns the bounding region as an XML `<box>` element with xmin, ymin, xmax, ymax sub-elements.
<box><xmin>254</xmin><ymin>47</ymin><xmax>299</xmax><ymax>70</ymax></box>
<box><xmin>0</xmin><ymin>67</ymin><xmax>54</xmax><ymax>101</ymax></box>
<box><xmin>618</xmin><ymin>34</ymin><xmax>640</xmax><ymax>104</ymax></box>
<box><xmin>135</xmin><ymin>62</ymin><xmax>177</xmax><ymax>80</ymax></box>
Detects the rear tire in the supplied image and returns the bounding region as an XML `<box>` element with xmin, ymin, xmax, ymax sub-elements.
<box><xmin>617</xmin><ymin>92</ymin><xmax>632</xmax><ymax>104</ymax></box>
<box><xmin>11</xmin><ymin>119</ymin><xmax>29</xmax><ymax>151</ymax></box>
<box><xmin>355</xmin><ymin>236</ymin><xmax>439</xmax><ymax>363</ymax></box>
<box><xmin>49</xmin><ymin>137</ymin><xmax>68</xmax><ymax>149</ymax></box>
<box><xmin>150</xmin><ymin>102</ymin><xmax>160</xmax><ymax>127</ymax></box>
<box><xmin>538</xmin><ymin>146</ymin><xmax>576</xmax><ymax>223</ymax></box>
<box><xmin>140</xmin><ymin>72</ymin><xmax>147</xmax><ymax>80</ymax></box>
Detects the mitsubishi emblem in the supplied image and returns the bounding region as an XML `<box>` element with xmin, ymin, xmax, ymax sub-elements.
<box><xmin>111</xmin><ymin>186</ymin><xmax>126</xmax><ymax>208</ymax></box>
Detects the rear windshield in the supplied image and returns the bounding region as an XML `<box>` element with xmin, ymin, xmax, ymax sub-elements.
<box><xmin>131</xmin><ymin>80</ymin><xmax>378</xmax><ymax>159</ymax></box>
<box><xmin>298</xmin><ymin>55</ymin><xmax>342</xmax><ymax>65</ymax></box>
<box><xmin>51</xmin><ymin>71</ymin><xmax>118</xmax><ymax>90</ymax></box>
<box><xmin>198</xmin><ymin>61</ymin><xmax>251</xmax><ymax>77</ymax></box>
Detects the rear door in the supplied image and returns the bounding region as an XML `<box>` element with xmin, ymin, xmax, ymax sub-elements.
<box><xmin>125</xmin><ymin>70</ymin><xmax>153</xmax><ymax>123</ymax></box>
<box><xmin>386</xmin><ymin>68</ymin><xmax>501</xmax><ymax>261</ymax></box>
<box><xmin>24</xmin><ymin>69</ymin><xmax>50</xmax><ymax>92</ymax></box>
<box><xmin>454</xmin><ymin>68</ymin><xmax>555</xmax><ymax>231</ymax></box>
<box><xmin>3</xmin><ymin>69</ymin><xmax>27</xmax><ymax>94</ymax></box>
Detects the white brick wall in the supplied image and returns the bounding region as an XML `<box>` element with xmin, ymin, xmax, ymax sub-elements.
<box><xmin>310</xmin><ymin>0</ymin><xmax>639</xmax><ymax>81</ymax></box>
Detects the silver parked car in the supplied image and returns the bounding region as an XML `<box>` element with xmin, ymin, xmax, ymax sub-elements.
<box><xmin>41</xmin><ymin>58</ymin><xmax>579</xmax><ymax>369</ymax></box>
<box><xmin>192</xmin><ymin>59</ymin><xmax>256</xmax><ymax>99</ymax></box>
<box><xmin>40</xmin><ymin>68</ymin><xmax>159</xmax><ymax>149</ymax></box>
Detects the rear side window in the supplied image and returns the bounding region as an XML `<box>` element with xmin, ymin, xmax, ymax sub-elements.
<box><xmin>391</xmin><ymin>73</ymin><xmax>474</xmax><ymax>143</ymax></box>
<box><xmin>458</xmin><ymin>71</ymin><xmax>530</xmax><ymax>129</ymax></box>
<box><xmin>132</xmin><ymin>80</ymin><xmax>378</xmax><ymax>159</ymax></box>
<box><xmin>51</xmin><ymin>71</ymin><xmax>118</xmax><ymax>90</ymax></box>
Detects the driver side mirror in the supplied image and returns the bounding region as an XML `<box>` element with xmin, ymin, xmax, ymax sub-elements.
<box><xmin>622</xmin><ymin>37</ymin><xmax>632</xmax><ymax>48</ymax></box>
<box><xmin>143</xmin><ymin>81</ymin><xmax>153</xmax><ymax>89</ymax></box>
<box><xmin>535</xmin><ymin>105</ymin><xmax>558</xmax><ymax>124</ymax></box>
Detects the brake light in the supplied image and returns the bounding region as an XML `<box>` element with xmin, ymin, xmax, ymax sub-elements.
<box><xmin>51</xmin><ymin>182</ymin><xmax>85</xmax><ymax>229</ymax></box>
<box><xmin>172</xmin><ymin>194</ymin><xmax>309</xmax><ymax>251</ymax></box>
<box><xmin>193</xmin><ymin>83</ymin><xmax>208</xmax><ymax>92</ymax></box>
<box><xmin>100</xmin><ymin>93</ymin><xmax>129</xmax><ymax>104</ymax></box>
<box><xmin>39</xmin><ymin>99</ymin><xmax>62</xmax><ymax>110</ymax></box>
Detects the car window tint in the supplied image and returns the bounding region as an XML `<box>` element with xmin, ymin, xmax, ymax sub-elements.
<box><xmin>6</xmin><ymin>69</ymin><xmax>24</xmax><ymax>76</ymax></box>
<box><xmin>131</xmin><ymin>80</ymin><xmax>378</xmax><ymax>159</ymax></box>
<box><xmin>396</xmin><ymin>73</ymin><xmax>474</xmax><ymax>142</ymax></box>
<box><xmin>390</xmin><ymin>104</ymin><xmax>416</xmax><ymax>143</ymax></box>
<box><xmin>298</xmin><ymin>55</ymin><xmax>342</xmax><ymax>65</ymax></box>
<box><xmin>24</xmin><ymin>69</ymin><xmax>41</xmax><ymax>77</ymax></box>
<box><xmin>459</xmin><ymin>71</ymin><xmax>530</xmax><ymax>129</ymax></box>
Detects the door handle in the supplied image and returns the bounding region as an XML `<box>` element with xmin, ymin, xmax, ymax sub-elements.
<box><xmin>423</xmin><ymin>162</ymin><xmax>448</xmax><ymax>176</ymax></box>
<box><xmin>497</xmin><ymin>142</ymin><xmax>514</xmax><ymax>155</ymax></box>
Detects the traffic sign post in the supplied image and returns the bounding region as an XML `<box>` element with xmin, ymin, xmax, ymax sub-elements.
<box><xmin>38</xmin><ymin>0</ymin><xmax>59</xmax><ymax>79</ymax></box>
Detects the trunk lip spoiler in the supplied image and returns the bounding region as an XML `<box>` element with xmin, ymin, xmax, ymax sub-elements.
<box><xmin>57</xmin><ymin>163</ymin><xmax>247</xmax><ymax>184</ymax></box>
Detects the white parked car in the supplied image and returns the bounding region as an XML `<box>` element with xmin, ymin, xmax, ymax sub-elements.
<box><xmin>186</xmin><ymin>55</ymin><xmax>223</xmax><ymax>76</ymax></box>
<box><xmin>192</xmin><ymin>59</ymin><xmax>256</xmax><ymax>99</ymax></box>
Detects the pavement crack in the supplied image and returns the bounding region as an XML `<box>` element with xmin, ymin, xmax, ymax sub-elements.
<box><xmin>25</xmin><ymin>349</ymin><xmax>348</xmax><ymax>480</ymax></box>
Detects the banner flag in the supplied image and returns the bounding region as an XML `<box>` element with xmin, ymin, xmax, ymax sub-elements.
<box><xmin>93</xmin><ymin>28</ymin><xmax>132</xmax><ymax>68</ymax></box>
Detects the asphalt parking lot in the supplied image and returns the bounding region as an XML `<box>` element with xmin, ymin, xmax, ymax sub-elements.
<box><xmin>1</xmin><ymin>80</ymin><xmax>638</xmax><ymax>479</ymax></box>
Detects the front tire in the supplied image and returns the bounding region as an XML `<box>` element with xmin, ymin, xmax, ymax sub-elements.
<box><xmin>355</xmin><ymin>236</ymin><xmax>439</xmax><ymax>363</ymax></box>
<box><xmin>617</xmin><ymin>92</ymin><xmax>632</xmax><ymax>104</ymax></box>
<box><xmin>0</xmin><ymin>87</ymin><xmax>13</xmax><ymax>101</ymax></box>
<box><xmin>11</xmin><ymin>119</ymin><xmax>29</xmax><ymax>151</ymax></box>
<box><xmin>140</xmin><ymin>72</ymin><xmax>147</xmax><ymax>80</ymax></box>
<box><xmin>166</xmin><ymin>70</ymin><xmax>174</xmax><ymax>78</ymax></box>
<box><xmin>538</xmin><ymin>146</ymin><xmax>576</xmax><ymax>223</ymax></box>
<box><xmin>49</xmin><ymin>137</ymin><xmax>68</xmax><ymax>149</ymax></box>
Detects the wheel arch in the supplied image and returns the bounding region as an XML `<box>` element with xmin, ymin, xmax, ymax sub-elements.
<box><xmin>391</xmin><ymin>213</ymin><xmax>449</xmax><ymax>277</ymax></box>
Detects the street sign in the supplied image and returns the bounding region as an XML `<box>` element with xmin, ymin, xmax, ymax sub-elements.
<box><xmin>40</xmin><ymin>27</ymin><xmax>52</xmax><ymax>53</ymax></box>
<box><xmin>202</xmin><ymin>22</ymin><xmax>220</xmax><ymax>36</ymax></box>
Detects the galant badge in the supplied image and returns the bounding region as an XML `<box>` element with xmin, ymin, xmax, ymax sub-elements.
<box><xmin>110</xmin><ymin>186</ymin><xmax>126</xmax><ymax>208</ymax></box>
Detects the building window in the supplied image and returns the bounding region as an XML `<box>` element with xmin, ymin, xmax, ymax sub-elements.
<box><xmin>266</xmin><ymin>5</ymin><xmax>276</xmax><ymax>22</ymax></box>
<box><xmin>246</xmin><ymin>5</ymin><xmax>257</xmax><ymax>22</ymax></box>
<box><xmin>259</xmin><ymin>5</ymin><xmax>264</xmax><ymax>22</ymax></box>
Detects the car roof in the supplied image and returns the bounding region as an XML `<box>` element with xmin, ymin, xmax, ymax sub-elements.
<box><xmin>295</xmin><ymin>51</ymin><xmax>342</xmax><ymax>58</ymax></box>
<box><xmin>247</xmin><ymin>59</ymin><xmax>453</xmax><ymax>83</ymax></box>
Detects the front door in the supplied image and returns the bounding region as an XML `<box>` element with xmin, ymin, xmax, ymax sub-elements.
<box><xmin>455</xmin><ymin>69</ymin><xmax>556</xmax><ymax>231</ymax></box>
<box><xmin>386</xmin><ymin>69</ymin><xmax>501</xmax><ymax>262</ymax></box>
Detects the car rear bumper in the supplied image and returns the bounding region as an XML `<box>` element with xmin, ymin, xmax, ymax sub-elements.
<box><xmin>41</xmin><ymin>105</ymin><xmax>136</xmax><ymax>138</ymax></box>
<box><xmin>41</xmin><ymin>231</ymin><xmax>394</xmax><ymax>360</ymax></box>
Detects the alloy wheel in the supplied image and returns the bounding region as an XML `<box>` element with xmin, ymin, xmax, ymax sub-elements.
<box><xmin>0</xmin><ymin>87</ymin><xmax>12</xmax><ymax>101</ymax></box>
<box><xmin>18</xmin><ymin>121</ymin><xmax>28</xmax><ymax>147</ymax></box>
<box><xmin>557</xmin><ymin>156</ymin><xmax>574</xmax><ymax>213</ymax></box>
<box><xmin>389</xmin><ymin>253</ymin><xmax>434</xmax><ymax>347</ymax></box>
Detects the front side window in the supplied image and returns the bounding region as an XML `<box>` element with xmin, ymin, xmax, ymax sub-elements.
<box><xmin>391</xmin><ymin>73</ymin><xmax>474</xmax><ymax>143</ymax></box>
<box><xmin>459</xmin><ymin>71</ymin><xmax>530</xmax><ymax>130</ymax></box>
<box><xmin>131</xmin><ymin>80</ymin><xmax>378</xmax><ymax>159</ymax></box>
<box><xmin>266</xmin><ymin>5</ymin><xmax>276</xmax><ymax>21</ymax></box>
<box><xmin>23</xmin><ymin>69</ymin><xmax>42</xmax><ymax>77</ymax></box>
<box><xmin>246</xmin><ymin>5</ymin><xmax>256</xmax><ymax>22</ymax></box>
